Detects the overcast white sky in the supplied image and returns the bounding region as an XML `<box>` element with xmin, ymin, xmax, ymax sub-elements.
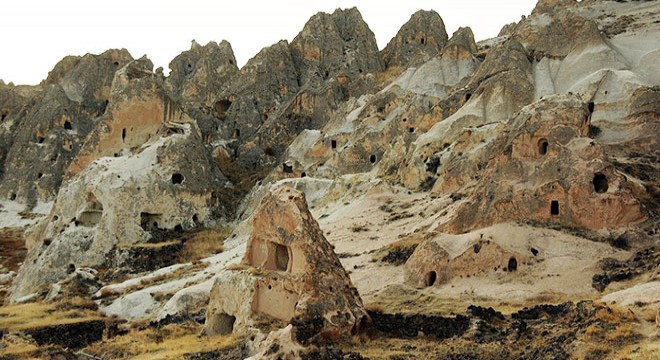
<box><xmin>0</xmin><ymin>0</ymin><xmax>537</xmax><ymax>85</ymax></box>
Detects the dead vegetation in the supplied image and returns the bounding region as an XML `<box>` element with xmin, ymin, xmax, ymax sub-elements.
<box><xmin>83</xmin><ymin>322</ymin><xmax>241</xmax><ymax>360</ymax></box>
<box><xmin>178</xmin><ymin>227</ymin><xmax>230</xmax><ymax>263</ymax></box>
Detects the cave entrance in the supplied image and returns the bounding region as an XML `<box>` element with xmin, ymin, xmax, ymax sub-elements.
<box><xmin>210</xmin><ymin>313</ymin><xmax>236</xmax><ymax>335</ymax></box>
<box><xmin>538</xmin><ymin>138</ymin><xmax>549</xmax><ymax>155</ymax></box>
<box><xmin>507</xmin><ymin>257</ymin><xmax>518</xmax><ymax>272</ymax></box>
<box><xmin>425</xmin><ymin>271</ymin><xmax>437</xmax><ymax>287</ymax></box>
<box><xmin>64</xmin><ymin>121</ymin><xmax>72</xmax><ymax>130</ymax></box>
<box><xmin>593</xmin><ymin>173</ymin><xmax>608</xmax><ymax>193</ymax></box>
<box><xmin>140</xmin><ymin>212</ymin><xmax>162</xmax><ymax>231</ymax></box>
<box><xmin>370</xmin><ymin>154</ymin><xmax>376</xmax><ymax>164</ymax></box>
<box><xmin>214</xmin><ymin>99</ymin><xmax>232</xmax><ymax>120</ymax></box>
<box><xmin>171</xmin><ymin>173</ymin><xmax>184</xmax><ymax>184</ymax></box>
<box><xmin>275</xmin><ymin>243</ymin><xmax>289</xmax><ymax>271</ymax></box>
<box><xmin>282</xmin><ymin>163</ymin><xmax>293</xmax><ymax>173</ymax></box>
<box><xmin>331</xmin><ymin>140</ymin><xmax>337</xmax><ymax>149</ymax></box>
<box><xmin>550</xmin><ymin>200</ymin><xmax>559</xmax><ymax>216</ymax></box>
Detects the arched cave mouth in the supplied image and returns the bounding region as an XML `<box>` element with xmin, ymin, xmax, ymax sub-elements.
<box><xmin>538</xmin><ymin>138</ymin><xmax>549</xmax><ymax>155</ymax></box>
<box><xmin>211</xmin><ymin>313</ymin><xmax>236</xmax><ymax>335</ymax></box>
<box><xmin>171</xmin><ymin>173</ymin><xmax>185</xmax><ymax>184</ymax></box>
<box><xmin>370</xmin><ymin>154</ymin><xmax>377</xmax><ymax>164</ymax></box>
<box><xmin>507</xmin><ymin>257</ymin><xmax>518</xmax><ymax>272</ymax></box>
<box><xmin>593</xmin><ymin>173</ymin><xmax>608</xmax><ymax>193</ymax></box>
<box><xmin>275</xmin><ymin>243</ymin><xmax>289</xmax><ymax>271</ymax></box>
<box><xmin>425</xmin><ymin>271</ymin><xmax>437</xmax><ymax>287</ymax></box>
<box><xmin>550</xmin><ymin>200</ymin><xmax>559</xmax><ymax>216</ymax></box>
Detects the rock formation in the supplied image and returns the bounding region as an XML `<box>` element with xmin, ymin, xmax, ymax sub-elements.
<box><xmin>9</xmin><ymin>58</ymin><xmax>225</xmax><ymax>300</ymax></box>
<box><xmin>381</xmin><ymin>10</ymin><xmax>449</xmax><ymax>69</ymax></box>
<box><xmin>0</xmin><ymin>50</ymin><xmax>133</xmax><ymax>204</ymax></box>
<box><xmin>204</xmin><ymin>186</ymin><xmax>368</xmax><ymax>355</ymax></box>
<box><xmin>437</xmin><ymin>94</ymin><xmax>645</xmax><ymax>233</ymax></box>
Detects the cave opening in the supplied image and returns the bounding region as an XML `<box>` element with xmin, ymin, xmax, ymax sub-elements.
<box><xmin>538</xmin><ymin>138</ymin><xmax>549</xmax><ymax>155</ymax></box>
<box><xmin>507</xmin><ymin>257</ymin><xmax>518</xmax><ymax>272</ymax></box>
<box><xmin>275</xmin><ymin>243</ymin><xmax>289</xmax><ymax>272</ymax></box>
<box><xmin>331</xmin><ymin>140</ymin><xmax>337</xmax><ymax>149</ymax></box>
<box><xmin>425</xmin><ymin>271</ymin><xmax>437</xmax><ymax>287</ymax></box>
<box><xmin>211</xmin><ymin>313</ymin><xmax>236</xmax><ymax>335</ymax></box>
<box><xmin>370</xmin><ymin>154</ymin><xmax>376</xmax><ymax>164</ymax></box>
<box><xmin>64</xmin><ymin>121</ymin><xmax>72</xmax><ymax>130</ymax></box>
<box><xmin>551</xmin><ymin>200</ymin><xmax>559</xmax><ymax>216</ymax></box>
<box><xmin>121</xmin><ymin>128</ymin><xmax>126</xmax><ymax>142</ymax></box>
<box><xmin>282</xmin><ymin>163</ymin><xmax>293</xmax><ymax>173</ymax></box>
<box><xmin>214</xmin><ymin>99</ymin><xmax>232</xmax><ymax>119</ymax></box>
<box><xmin>171</xmin><ymin>173</ymin><xmax>184</xmax><ymax>184</ymax></box>
<box><xmin>593</xmin><ymin>173</ymin><xmax>608</xmax><ymax>193</ymax></box>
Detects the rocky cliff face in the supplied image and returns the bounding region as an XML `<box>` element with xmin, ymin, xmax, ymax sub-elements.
<box><xmin>0</xmin><ymin>50</ymin><xmax>133</xmax><ymax>205</ymax></box>
<box><xmin>1</xmin><ymin>1</ymin><xmax>659</xmax><ymax>358</ymax></box>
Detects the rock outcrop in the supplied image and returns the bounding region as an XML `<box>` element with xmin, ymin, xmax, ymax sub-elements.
<box><xmin>204</xmin><ymin>186</ymin><xmax>368</xmax><ymax>355</ymax></box>
<box><xmin>0</xmin><ymin>49</ymin><xmax>133</xmax><ymax>204</ymax></box>
<box><xmin>381</xmin><ymin>10</ymin><xmax>449</xmax><ymax>69</ymax></box>
<box><xmin>9</xmin><ymin>58</ymin><xmax>225</xmax><ymax>301</ymax></box>
<box><xmin>438</xmin><ymin>94</ymin><xmax>645</xmax><ymax>233</ymax></box>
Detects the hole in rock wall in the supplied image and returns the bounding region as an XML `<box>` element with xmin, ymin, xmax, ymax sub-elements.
<box><xmin>67</xmin><ymin>264</ymin><xmax>76</xmax><ymax>274</ymax></box>
<box><xmin>593</xmin><ymin>173</ymin><xmax>608</xmax><ymax>193</ymax></box>
<box><xmin>409</xmin><ymin>127</ymin><xmax>415</xmax><ymax>133</ymax></box>
<box><xmin>140</xmin><ymin>212</ymin><xmax>162</xmax><ymax>231</ymax></box>
<box><xmin>473</xmin><ymin>243</ymin><xmax>481</xmax><ymax>254</ymax></box>
<box><xmin>232</xmin><ymin>129</ymin><xmax>240</xmax><ymax>138</ymax></box>
<box><xmin>538</xmin><ymin>138</ymin><xmax>549</xmax><ymax>155</ymax></box>
<box><xmin>171</xmin><ymin>173</ymin><xmax>184</xmax><ymax>184</ymax></box>
<box><xmin>264</xmin><ymin>147</ymin><xmax>275</xmax><ymax>156</ymax></box>
<box><xmin>37</xmin><ymin>136</ymin><xmax>45</xmax><ymax>144</ymax></box>
<box><xmin>214</xmin><ymin>100</ymin><xmax>232</xmax><ymax>119</ymax></box>
<box><xmin>550</xmin><ymin>200</ymin><xmax>559</xmax><ymax>216</ymax></box>
<box><xmin>37</xmin><ymin>173</ymin><xmax>43</xmax><ymax>179</ymax></box>
<box><xmin>10</xmin><ymin>193</ymin><xmax>16</xmax><ymax>201</ymax></box>
<box><xmin>282</xmin><ymin>163</ymin><xmax>293</xmax><ymax>173</ymax></box>
<box><xmin>113</xmin><ymin>61</ymin><xmax>119</xmax><ymax>66</ymax></box>
<box><xmin>370</xmin><ymin>154</ymin><xmax>377</xmax><ymax>164</ymax></box>
<box><xmin>210</xmin><ymin>313</ymin><xmax>236</xmax><ymax>335</ymax></box>
<box><xmin>301</xmin><ymin>172</ymin><xmax>306</xmax><ymax>178</ymax></box>
<box><xmin>530</xmin><ymin>248</ymin><xmax>539</xmax><ymax>256</ymax></box>
<box><xmin>1</xmin><ymin>111</ymin><xmax>7</xmax><ymax>121</ymax></box>
<box><xmin>507</xmin><ymin>257</ymin><xmax>518</xmax><ymax>272</ymax></box>
<box><xmin>331</xmin><ymin>140</ymin><xmax>337</xmax><ymax>149</ymax></box>
<box><xmin>465</xmin><ymin>92</ymin><xmax>472</xmax><ymax>102</ymax></box>
<box><xmin>425</xmin><ymin>271</ymin><xmax>437</xmax><ymax>287</ymax></box>
<box><xmin>174</xmin><ymin>224</ymin><xmax>183</xmax><ymax>232</ymax></box>
<box><xmin>121</xmin><ymin>128</ymin><xmax>126</xmax><ymax>142</ymax></box>
<box><xmin>420</xmin><ymin>38</ymin><xmax>425</xmax><ymax>44</ymax></box>
<box><xmin>64</xmin><ymin>121</ymin><xmax>72</xmax><ymax>130</ymax></box>
<box><xmin>588</xmin><ymin>102</ymin><xmax>595</xmax><ymax>113</ymax></box>
<box><xmin>275</xmin><ymin>243</ymin><xmax>290</xmax><ymax>271</ymax></box>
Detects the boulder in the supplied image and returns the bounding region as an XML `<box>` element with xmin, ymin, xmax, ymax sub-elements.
<box><xmin>204</xmin><ymin>186</ymin><xmax>368</xmax><ymax>353</ymax></box>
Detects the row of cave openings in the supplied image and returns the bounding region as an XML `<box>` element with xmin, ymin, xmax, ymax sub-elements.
<box><xmin>546</xmin><ymin>173</ymin><xmax>608</xmax><ymax>217</ymax></box>
<box><xmin>423</xmin><ymin>257</ymin><xmax>520</xmax><ymax>287</ymax></box>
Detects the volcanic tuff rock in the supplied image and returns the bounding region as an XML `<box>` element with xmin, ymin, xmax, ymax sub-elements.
<box><xmin>9</xmin><ymin>58</ymin><xmax>225</xmax><ymax>300</ymax></box>
<box><xmin>204</xmin><ymin>186</ymin><xmax>368</xmax><ymax>356</ymax></box>
<box><xmin>381</xmin><ymin>10</ymin><xmax>449</xmax><ymax>69</ymax></box>
<box><xmin>290</xmin><ymin>7</ymin><xmax>383</xmax><ymax>86</ymax></box>
<box><xmin>0</xmin><ymin>49</ymin><xmax>133</xmax><ymax>204</ymax></box>
<box><xmin>438</xmin><ymin>94</ymin><xmax>645</xmax><ymax>233</ymax></box>
<box><xmin>165</xmin><ymin>40</ymin><xmax>239</xmax><ymax>144</ymax></box>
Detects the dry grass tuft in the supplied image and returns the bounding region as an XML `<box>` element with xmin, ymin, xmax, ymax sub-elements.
<box><xmin>376</xmin><ymin>66</ymin><xmax>402</xmax><ymax>86</ymax></box>
<box><xmin>0</xmin><ymin>301</ymin><xmax>101</xmax><ymax>331</ymax></box>
<box><xmin>178</xmin><ymin>227</ymin><xmax>230</xmax><ymax>263</ymax></box>
<box><xmin>84</xmin><ymin>323</ymin><xmax>240</xmax><ymax>360</ymax></box>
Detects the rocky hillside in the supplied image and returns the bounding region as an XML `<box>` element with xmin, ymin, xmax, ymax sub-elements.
<box><xmin>0</xmin><ymin>0</ymin><xmax>658</xmax><ymax>359</ymax></box>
